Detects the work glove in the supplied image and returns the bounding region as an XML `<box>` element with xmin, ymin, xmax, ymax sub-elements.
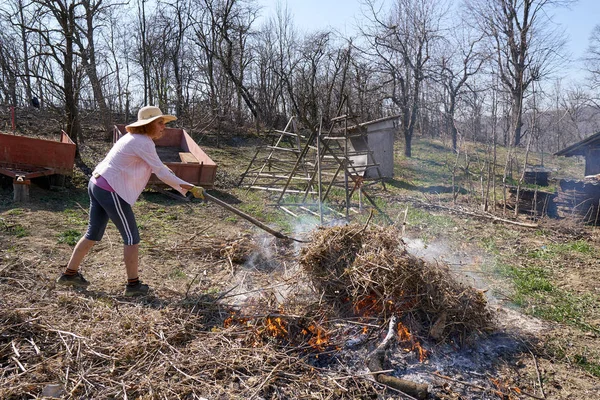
<box><xmin>189</xmin><ymin>185</ymin><xmax>205</xmax><ymax>200</ymax></box>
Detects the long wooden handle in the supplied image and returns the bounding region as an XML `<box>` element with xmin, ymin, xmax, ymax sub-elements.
<box><xmin>203</xmin><ymin>193</ymin><xmax>306</xmax><ymax>243</ymax></box>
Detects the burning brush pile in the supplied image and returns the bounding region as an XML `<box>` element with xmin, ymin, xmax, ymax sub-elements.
<box><xmin>300</xmin><ymin>223</ymin><xmax>494</xmax><ymax>345</ymax></box>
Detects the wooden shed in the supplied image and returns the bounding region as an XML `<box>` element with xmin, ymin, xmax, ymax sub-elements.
<box><xmin>554</xmin><ymin>131</ymin><xmax>600</xmax><ymax>176</ymax></box>
<box><xmin>347</xmin><ymin>115</ymin><xmax>399</xmax><ymax>179</ymax></box>
<box><xmin>554</xmin><ymin>133</ymin><xmax>600</xmax><ymax>222</ymax></box>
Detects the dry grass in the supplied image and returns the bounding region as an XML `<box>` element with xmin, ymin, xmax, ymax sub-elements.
<box><xmin>0</xmin><ymin>260</ymin><xmax>379</xmax><ymax>399</ymax></box>
<box><xmin>300</xmin><ymin>223</ymin><xmax>494</xmax><ymax>345</ymax></box>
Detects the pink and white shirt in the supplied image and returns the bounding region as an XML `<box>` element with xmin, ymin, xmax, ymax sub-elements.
<box><xmin>93</xmin><ymin>133</ymin><xmax>190</xmax><ymax>205</ymax></box>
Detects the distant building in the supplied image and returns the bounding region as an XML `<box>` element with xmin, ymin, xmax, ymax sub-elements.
<box><xmin>346</xmin><ymin>115</ymin><xmax>399</xmax><ymax>179</ymax></box>
<box><xmin>555</xmin><ymin>131</ymin><xmax>600</xmax><ymax>177</ymax></box>
<box><xmin>555</xmin><ymin>133</ymin><xmax>600</xmax><ymax>223</ymax></box>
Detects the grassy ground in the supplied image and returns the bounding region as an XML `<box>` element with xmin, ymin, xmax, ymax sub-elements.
<box><xmin>1</xmin><ymin>130</ymin><xmax>599</xmax><ymax>399</ymax></box>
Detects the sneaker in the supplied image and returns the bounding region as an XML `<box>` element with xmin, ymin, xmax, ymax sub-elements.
<box><xmin>123</xmin><ymin>282</ymin><xmax>150</xmax><ymax>297</ymax></box>
<box><xmin>56</xmin><ymin>272</ymin><xmax>90</xmax><ymax>288</ymax></box>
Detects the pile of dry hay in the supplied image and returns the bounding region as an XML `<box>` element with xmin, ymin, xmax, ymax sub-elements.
<box><xmin>0</xmin><ymin>268</ymin><xmax>374</xmax><ymax>399</ymax></box>
<box><xmin>300</xmin><ymin>224</ymin><xmax>494</xmax><ymax>344</ymax></box>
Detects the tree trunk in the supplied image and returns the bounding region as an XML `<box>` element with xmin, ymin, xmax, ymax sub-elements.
<box><xmin>80</xmin><ymin>0</ymin><xmax>112</xmax><ymax>140</ymax></box>
<box><xmin>404</xmin><ymin>129</ymin><xmax>412</xmax><ymax>158</ymax></box>
<box><xmin>63</xmin><ymin>3</ymin><xmax>82</xmax><ymax>156</ymax></box>
<box><xmin>18</xmin><ymin>0</ymin><xmax>33</xmax><ymax>103</ymax></box>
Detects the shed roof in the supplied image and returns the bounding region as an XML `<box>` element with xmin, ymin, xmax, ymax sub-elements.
<box><xmin>555</xmin><ymin>131</ymin><xmax>600</xmax><ymax>157</ymax></box>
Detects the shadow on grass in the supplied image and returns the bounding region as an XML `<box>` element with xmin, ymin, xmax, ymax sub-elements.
<box><xmin>78</xmin><ymin>287</ymin><xmax>235</xmax><ymax>331</ymax></box>
<box><xmin>386</xmin><ymin>178</ymin><xmax>468</xmax><ymax>195</ymax></box>
<box><xmin>206</xmin><ymin>188</ymin><xmax>242</xmax><ymax>205</ymax></box>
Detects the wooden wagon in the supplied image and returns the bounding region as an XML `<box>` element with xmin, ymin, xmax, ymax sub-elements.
<box><xmin>0</xmin><ymin>131</ymin><xmax>76</xmax><ymax>201</ymax></box>
<box><xmin>112</xmin><ymin>125</ymin><xmax>217</xmax><ymax>194</ymax></box>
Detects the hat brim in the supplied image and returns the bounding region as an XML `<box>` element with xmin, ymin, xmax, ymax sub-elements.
<box><xmin>126</xmin><ymin>114</ymin><xmax>177</xmax><ymax>128</ymax></box>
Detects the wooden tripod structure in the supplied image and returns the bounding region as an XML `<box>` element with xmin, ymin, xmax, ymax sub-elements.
<box><xmin>238</xmin><ymin>106</ymin><xmax>390</xmax><ymax>223</ymax></box>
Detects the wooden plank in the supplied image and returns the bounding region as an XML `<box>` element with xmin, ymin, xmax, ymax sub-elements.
<box><xmin>249</xmin><ymin>186</ymin><xmax>316</xmax><ymax>194</ymax></box>
<box><xmin>266</xmin><ymin>146</ymin><xmax>300</xmax><ymax>153</ymax></box>
<box><xmin>179</xmin><ymin>152</ymin><xmax>199</xmax><ymax>164</ymax></box>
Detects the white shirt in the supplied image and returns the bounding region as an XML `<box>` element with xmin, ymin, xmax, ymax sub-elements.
<box><xmin>93</xmin><ymin>133</ymin><xmax>189</xmax><ymax>205</ymax></box>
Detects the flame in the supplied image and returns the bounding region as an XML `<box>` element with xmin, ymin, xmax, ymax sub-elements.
<box><xmin>224</xmin><ymin>312</ymin><xmax>249</xmax><ymax>328</ymax></box>
<box><xmin>353</xmin><ymin>294</ymin><xmax>382</xmax><ymax>316</ymax></box>
<box><xmin>396</xmin><ymin>322</ymin><xmax>428</xmax><ymax>362</ymax></box>
<box><xmin>305</xmin><ymin>323</ymin><xmax>330</xmax><ymax>351</ymax></box>
<box><xmin>264</xmin><ymin>316</ymin><xmax>288</xmax><ymax>338</ymax></box>
<box><xmin>397</xmin><ymin>322</ymin><xmax>411</xmax><ymax>341</ymax></box>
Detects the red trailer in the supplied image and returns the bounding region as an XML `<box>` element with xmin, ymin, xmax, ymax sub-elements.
<box><xmin>113</xmin><ymin>125</ymin><xmax>217</xmax><ymax>191</ymax></box>
<box><xmin>0</xmin><ymin>131</ymin><xmax>76</xmax><ymax>201</ymax></box>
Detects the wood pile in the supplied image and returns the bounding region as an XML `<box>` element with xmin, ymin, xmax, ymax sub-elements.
<box><xmin>508</xmin><ymin>186</ymin><xmax>557</xmax><ymax>217</ymax></box>
<box><xmin>555</xmin><ymin>178</ymin><xmax>600</xmax><ymax>223</ymax></box>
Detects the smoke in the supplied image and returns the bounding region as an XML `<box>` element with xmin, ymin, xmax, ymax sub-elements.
<box><xmin>404</xmin><ymin>236</ymin><xmax>497</xmax><ymax>303</ymax></box>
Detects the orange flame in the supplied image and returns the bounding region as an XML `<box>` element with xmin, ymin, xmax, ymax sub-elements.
<box><xmin>265</xmin><ymin>316</ymin><xmax>288</xmax><ymax>338</ymax></box>
<box><xmin>224</xmin><ymin>312</ymin><xmax>249</xmax><ymax>328</ymax></box>
<box><xmin>396</xmin><ymin>322</ymin><xmax>428</xmax><ymax>362</ymax></box>
<box><xmin>304</xmin><ymin>323</ymin><xmax>330</xmax><ymax>351</ymax></box>
<box><xmin>488</xmin><ymin>377</ymin><xmax>508</xmax><ymax>398</ymax></box>
<box><xmin>353</xmin><ymin>294</ymin><xmax>382</xmax><ymax>316</ymax></box>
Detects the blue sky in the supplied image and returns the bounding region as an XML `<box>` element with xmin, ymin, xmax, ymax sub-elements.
<box><xmin>257</xmin><ymin>0</ymin><xmax>600</xmax><ymax>84</ymax></box>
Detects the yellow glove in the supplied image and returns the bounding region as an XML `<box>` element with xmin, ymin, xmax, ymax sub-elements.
<box><xmin>189</xmin><ymin>185</ymin><xmax>205</xmax><ymax>200</ymax></box>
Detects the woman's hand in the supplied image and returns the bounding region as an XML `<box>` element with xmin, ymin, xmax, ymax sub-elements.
<box><xmin>181</xmin><ymin>184</ymin><xmax>204</xmax><ymax>200</ymax></box>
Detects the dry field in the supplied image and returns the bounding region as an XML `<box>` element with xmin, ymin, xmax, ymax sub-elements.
<box><xmin>1</xmin><ymin>125</ymin><xmax>599</xmax><ymax>399</ymax></box>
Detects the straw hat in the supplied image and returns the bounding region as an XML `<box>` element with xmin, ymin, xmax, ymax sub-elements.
<box><xmin>126</xmin><ymin>105</ymin><xmax>177</xmax><ymax>128</ymax></box>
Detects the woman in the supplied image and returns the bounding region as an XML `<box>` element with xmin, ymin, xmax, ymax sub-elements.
<box><xmin>56</xmin><ymin>106</ymin><xmax>204</xmax><ymax>296</ymax></box>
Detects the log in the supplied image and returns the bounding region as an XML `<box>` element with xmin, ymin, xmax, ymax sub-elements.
<box><xmin>13</xmin><ymin>178</ymin><xmax>30</xmax><ymax>202</ymax></box>
<box><xmin>366</xmin><ymin>316</ymin><xmax>429</xmax><ymax>399</ymax></box>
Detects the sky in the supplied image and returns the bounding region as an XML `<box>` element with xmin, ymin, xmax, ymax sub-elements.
<box><xmin>256</xmin><ymin>0</ymin><xmax>600</xmax><ymax>85</ymax></box>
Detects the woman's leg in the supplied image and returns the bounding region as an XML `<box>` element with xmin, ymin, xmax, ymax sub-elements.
<box><xmin>124</xmin><ymin>244</ymin><xmax>139</xmax><ymax>280</ymax></box>
<box><xmin>66</xmin><ymin>237</ymin><xmax>96</xmax><ymax>271</ymax></box>
<box><xmin>58</xmin><ymin>181</ymin><xmax>108</xmax><ymax>286</ymax></box>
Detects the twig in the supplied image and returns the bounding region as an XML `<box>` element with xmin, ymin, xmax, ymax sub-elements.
<box><xmin>418</xmin><ymin>200</ymin><xmax>538</xmax><ymax>228</ymax></box>
<box><xmin>401</xmin><ymin>206</ymin><xmax>409</xmax><ymax>237</ymax></box>
<box><xmin>365</xmin><ymin>316</ymin><xmax>428</xmax><ymax>399</ymax></box>
<box><xmin>11</xmin><ymin>356</ymin><xmax>26</xmax><ymax>373</ymax></box>
<box><xmin>249</xmin><ymin>359</ymin><xmax>286</xmax><ymax>399</ymax></box>
<box><xmin>45</xmin><ymin>327</ymin><xmax>86</xmax><ymax>339</ymax></box>
<box><xmin>433</xmin><ymin>371</ymin><xmax>498</xmax><ymax>393</ymax></box>
<box><xmin>529</xmin><ymin>349</ymin><xmax>546</xmax><ymax>399</ymax></box>
<box><xmin>329</xmin><ymin>369</ymin><xmax>394</xmax><ymax>380</ymax></box>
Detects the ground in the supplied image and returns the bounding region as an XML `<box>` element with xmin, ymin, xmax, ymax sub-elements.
<box><xmin>0</xmin><ymin>125</ymin><xmax>599</xmax><ymax>399</ymax></box>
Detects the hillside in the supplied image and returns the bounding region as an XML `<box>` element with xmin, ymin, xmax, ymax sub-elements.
<box><xmin>1</xmin><ymin>127</ymin><xmax>598</xmax><ymax>399</ymax></box>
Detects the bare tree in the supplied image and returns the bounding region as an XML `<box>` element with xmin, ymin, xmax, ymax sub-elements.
<box><xmin>361</xmin><ymin>0</ymin><xmax>447</xmax><ymax>157</ymax></box>
<box><xmin>0</xmin><ymin>28</ymin><xmax>19</xmax><ymax>106</ymax></box>
<box><xmin>22</xmin><ymin>0</ymin><xmax>84</xmax><ymax>150</ymax></box>
<box><xmin>160</xmin><ymin>0</ymin><xmax>194</xmax><ymax>119</ymax></box>
<box><xmin>73</xmin><ymin>0</ymin><xmax>120</xmax><ymax>138</ymax></box>
<box><xmin>435</xmin><ymin>24</ymin><xmax>486</xmax><ymax>151</ymax></box>
<box><xmin>583</xmin><ymin>24</ymin><xmax>600</xmax><ymax>111</ymax></box>
<box><xmin>466</xmin><ymin>0</ymin><xmax>572</xmax><ymax>146</ymax></box>
<box><xmin>195</xmin><ymin>0</ymin><xmax>260</xmax><ymax>123</ymax></box>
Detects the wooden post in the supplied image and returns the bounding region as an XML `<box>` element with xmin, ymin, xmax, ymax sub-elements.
<box><xmin>13</xmin><ymin>176</ymin><xmax>30</xmax><ymax>202</ymax></box>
